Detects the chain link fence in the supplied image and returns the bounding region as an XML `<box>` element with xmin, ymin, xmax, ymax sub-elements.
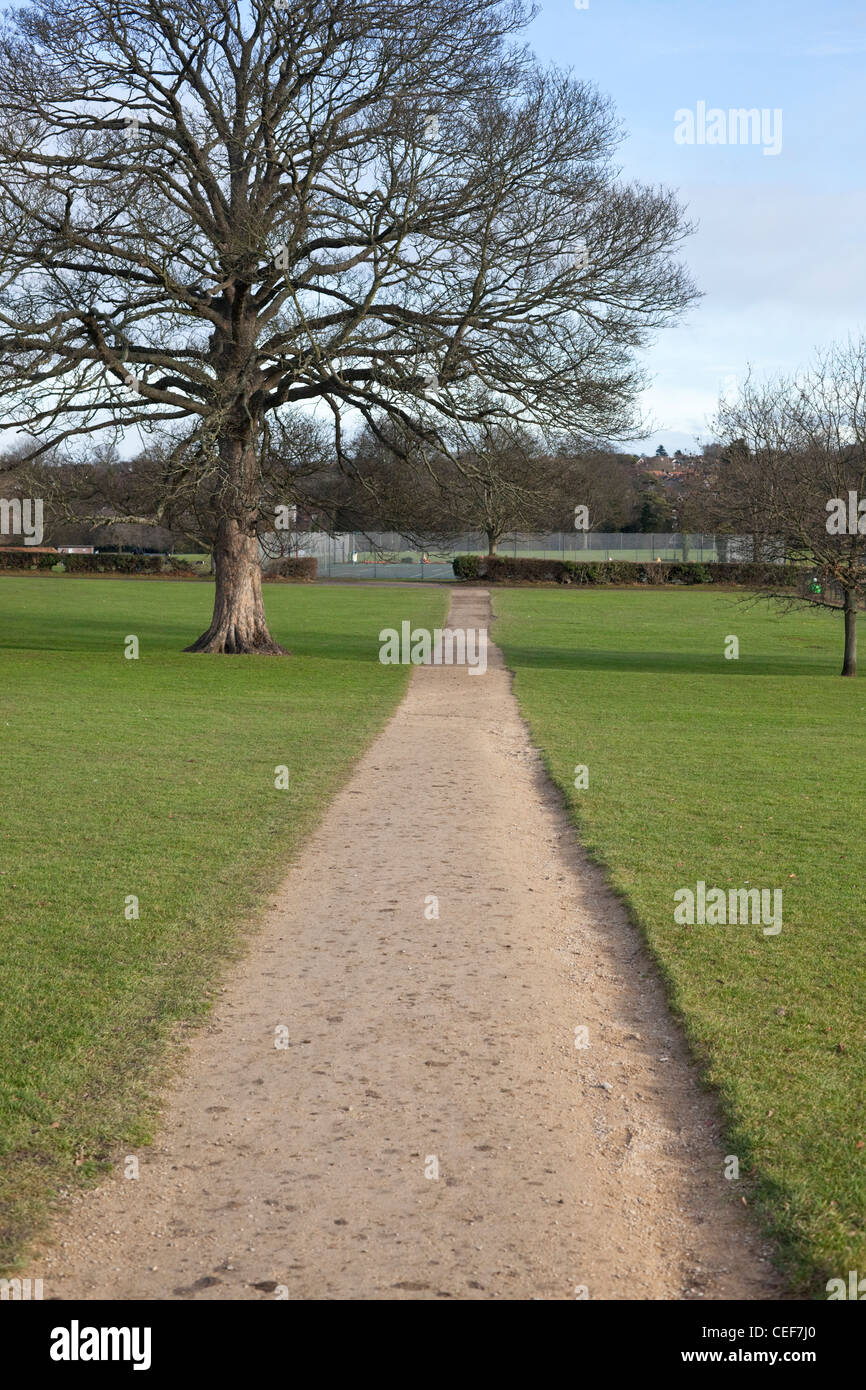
<box><xmin>259</xmin><ymin>531</ymin><xmax>787</xmax><ymax>579</ymax></box>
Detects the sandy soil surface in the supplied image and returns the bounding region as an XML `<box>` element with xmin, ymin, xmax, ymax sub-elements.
<box><xmin>28</xmin><ymin>587</ymin><xmax>783</xmax><ymax>1300</ymax></box>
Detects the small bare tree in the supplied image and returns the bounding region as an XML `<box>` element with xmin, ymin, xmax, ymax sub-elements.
<box><xmin>0</xmin><ymin>0</ymin><xmax>696</xmax><ymax>651</ymax></box>
<box><xmin>715</xmin><ymin>337</ymin><xmax>866</xmax><ymax>676</ymax></box>
<box><xmin>432</xmin><ymin>420</ymin><xmax>554</xmax><ymax>555</ymax></box>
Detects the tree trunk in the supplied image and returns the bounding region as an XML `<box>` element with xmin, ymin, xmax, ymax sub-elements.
<box><xmin>841</xmin><ymin>588</ymin><xmax>857</xmax><ymax>677</ymax></box>
<box><xmin>486</xmin><ymin>530</ymin><xmax>498</xmax><ymax>556</ymax></box>
<box><xmin>185</xmin><ymin>517</ymin><xmax>288</xmax><ymax>655</ymax></box>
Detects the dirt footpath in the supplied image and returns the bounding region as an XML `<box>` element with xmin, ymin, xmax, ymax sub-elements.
<box><xmin>30</xmin><ymin>588</ymin><xmax>782</xmax><ymax>1300</ymax></box>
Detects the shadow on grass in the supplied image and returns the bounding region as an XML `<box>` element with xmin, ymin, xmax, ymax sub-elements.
<box><xmin>0</xmin><ymin>623</ymin><xmax>400</xmax><ymax>663</ymax></box>
<box><xmin>499</xmin><ymin>645</ymin><xmax>838</xmax><ymax>677</ymax></box>
<box><xmin>3</xmin><ymin>629</ymin><xmax>840</xmax><ymax>676</ymax></box>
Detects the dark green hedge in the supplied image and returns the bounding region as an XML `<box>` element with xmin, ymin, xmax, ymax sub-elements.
<box><xmin>452</xmin><ymin>554</ymin><xmax>483</xmax><ymax>580</ymax></box>
<box><xmin>452</xmin><ymin>554</ymin><xmax>800</xmax><ymax>588</ymax></box>
<box><xmin>264</xmin><ymin>556</ymin><xmax>318</xmax><ymax>582</ymax></box>
<box><xmin>0</xmin><ymin>550</ymin><xmax>195</xmax><ymax>574</ymax></box>
<box><xmin>0</xmin><ymin>549</ymin><xmax>319</xmax><ymax>580</ymax></box>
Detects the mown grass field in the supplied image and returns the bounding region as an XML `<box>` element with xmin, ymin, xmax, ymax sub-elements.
<box><xmin>0</xmin><ymin>576</ymin><xmax>448</xmax><ymax>1270</ymax></box>
<box><xmin>169</xmin><ymin>552</ymin><xmax>211</xmax><ymax>572</ymax></box>
<box><xmin>492</xmin><ymin>587</ymin><xmax>866</xmax><ymax>1296</ymax></box>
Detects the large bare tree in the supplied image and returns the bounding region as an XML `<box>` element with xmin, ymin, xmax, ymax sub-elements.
<box><xmin>0</xmin><ymin>0</ymin><xmax>696</xmax><ymax>651</ymax></box>
<box><xmin>715</xmin><ymin>337</ymin><xmax>866</xmax><ymax>676</ymax></box>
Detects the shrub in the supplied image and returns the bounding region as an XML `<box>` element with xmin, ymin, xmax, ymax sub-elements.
<box><xmin>65</xmin><ymin>553</ymin><xmax>165</xmax><ymax>574</ymax></box>
<box><xmin>705</xmin><ymin>561</ymin><xmax>799</xmax><ymax>588</ymax></box>
<box><xmin>0</xmin><ymin>550</ymin><xmax>199</xmax><ymax>575</ymax></box>
<box><xmin>450</xmin><ymin>553</ymin><xmax>802</xmax><ymax>588</ymax></box>
<box><xmin>638</xmin><ymin>562</ymin><xmax>666</xmax><ymax>584</ymax></box>
<box><xmin>265</xmin><ymin>556</ymin><xmax>318</xmax><ymax>582</ymax></box>
<box><xmin>0</xmin><ymin>549</ymin><xmax>60</xmax><ymax>570</ymax></box>
<box><xmin>666</xmin><ymin>562</ymin><xmax>712</xmax><ymax>584</ymax></box>
<box><xmin>481</xmin><ymin>555</ymin><xmax>562</xmax><ymax>582</ymax></box>
<box><xmin>451</xmin><ymin>554</ymin><xmax>483</xmax><ymax>580</ymax></box>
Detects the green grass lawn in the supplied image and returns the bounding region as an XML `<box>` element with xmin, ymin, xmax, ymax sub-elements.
<box><xmin>0</xmin><ymin>576</ymin><xmax>447</xmax><ymax>1271</ymax></box>
<box><xmin>492</xmin><ymin>588</ymin><xmax>866</xmax><ymax>1297</ymax></box>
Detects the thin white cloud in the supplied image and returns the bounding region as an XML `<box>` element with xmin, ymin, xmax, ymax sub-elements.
<box><xmin>794</xmin><ymin>31</ymin><xmax>866</xmax><ymax>57</ymax></box>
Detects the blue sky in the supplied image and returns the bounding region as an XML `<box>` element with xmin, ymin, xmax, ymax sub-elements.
<box><xmin>525</xmin><ymin>0</ymin><xmax>866</xmax><ymax>452</ymax></box>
